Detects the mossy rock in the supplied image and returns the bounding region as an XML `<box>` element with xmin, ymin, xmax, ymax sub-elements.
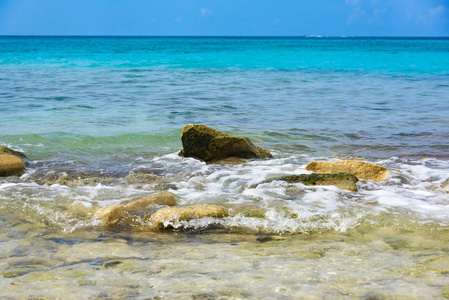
<box><xmin>305</xmin><ymin>160</ymin><xmax>389</xmax><ymax>182</ymax></box>
<box><xmin>179</xmin><ymin>124</ymin><xmax>273</xmax><ymax>162</ymax></box>
<box><xmin>260</xmin><ymin>172</ymin><xmax>359</xmax><ymax>192</ymax></box>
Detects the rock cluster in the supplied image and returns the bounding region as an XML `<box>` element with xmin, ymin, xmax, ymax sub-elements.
<box><xmin>95</xmin><ymin>192</ymin><xmax>229</xmax><ymax>229</ymax></box>
<box><xmin>0</xmin><ymin>146</ymin><xmax>26</xmax><ymax>176</ymax></box>
<box><xmin>3</xmin><ymin>126</ymin><xmax>392</xmax><ymax>231</ymax></box>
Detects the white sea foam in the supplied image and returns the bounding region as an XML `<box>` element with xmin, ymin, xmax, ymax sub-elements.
<box><xmin>2</xmin><ymin>153</ymin><xmax>449</xmax><ymax>233</ymax></box>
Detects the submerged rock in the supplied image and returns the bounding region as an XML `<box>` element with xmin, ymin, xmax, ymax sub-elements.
<box><xmin>305</xmin><ymin>160</ymin><xmax>389</xmax><ymax>182</ymax></box>
<box><xmin>206</xmin><ymin>157</ymin><xmax>249</xmax><ymax>165</ymax></box>
<box><xmin>123</xmin><ymin>192</ymin><xmax>177</xmax><ymax>211</ymax></box>
<box><xmin>149</xmin><ymin>204</ymin><xmax>229</xmax><ymax>229</ymax></box>
<box><xmin>95</xmin><ymin>192</ymin><xmax>178</xmax><ymax>226</ymax></box>
<box><xmin>178</xmin><ymin>124</ymin><xmax>273</xmax><ymax>162</ymax></box>
<box><xmin>262</xmin><ymin>173</ymin><xmax>359</xmax><ymax>192</ymax></box>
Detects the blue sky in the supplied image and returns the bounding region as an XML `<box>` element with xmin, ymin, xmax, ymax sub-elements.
<box><xmin>0</xmin><ymin>0</ymin><xmax>448</xmax><ymax>36</ymax></box>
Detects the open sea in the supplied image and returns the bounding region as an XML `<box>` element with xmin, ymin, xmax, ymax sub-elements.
<box><xmin>1</xmin><ymin>36</ymin><xmax>449</xmax><ymax>299</ymax></box>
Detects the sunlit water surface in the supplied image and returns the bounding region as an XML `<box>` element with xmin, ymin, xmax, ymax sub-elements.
<box><xmin>1</xmin><ymin>37</ymin><xmax>449</xmax><ymax>299</ymax></box>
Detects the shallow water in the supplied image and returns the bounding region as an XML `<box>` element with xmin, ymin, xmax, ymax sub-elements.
<box><xmin>1</xmin><ymin>37</ymin><xmax>449</xmax><ymax>298</ymax></box>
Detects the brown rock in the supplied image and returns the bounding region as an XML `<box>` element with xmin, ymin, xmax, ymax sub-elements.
<box><xmin>0</xmin><ymin>146</ymin><xmax>28</xmax><ymax>160</ymax></box>
<box><xmin>94</xmin><ymin>205</ymin><xmax>125</xmax><ymax>226</ymax></box>
<box><xmin>0</xmin><ymin>155</ymin><xmax>25</xmax><ymax>176</ymax></box>
<box><xmin>124</xmin><ymin>192</ymin><xmax>177</xmax><ymax>211</ymax></box>
<box><xmin>94</xmin><ymin>192</ymin><xmax>178</xmax><ymax>226</ymax></box>
<box><xmin>149</xmin><ymin>204</ymin><xmax>229</xmax><ymax>229</ymax></box>
<box><xmin>178</xmin><ymin>124</ymin><xmax>273</xmax><ymax>162</ymax></box>
<box><xmin>263</xmin><ymin>173</ymin><xmax>359</xmax><ymax>192</ymax></box>
<box><xmin>305</xmin><ymin>160</ymin><xmax>389</xmax><ymax>182</ymax></box>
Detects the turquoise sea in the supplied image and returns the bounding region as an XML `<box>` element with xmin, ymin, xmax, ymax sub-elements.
<box><xmin>1</xmin><ymin>37</ymin><xmax>449</xmax><ymax>298</ymax></box>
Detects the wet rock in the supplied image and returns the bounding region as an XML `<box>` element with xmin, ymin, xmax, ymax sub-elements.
<box><xmin>94</xmin><ymin>192</ymin><xmax>178</xmax><ymax>226</ymax></box>
<box><xmin>69</xmin><ymin>201</ymin><xmax>93</xmax><ymax>216</ymax></box>
<box><xmin>256</xmin><ymin>235</ymin><xmax>274</xmax><ymax>243</ymax></box>
<box><xmin>0</xmin><ymin>155</ymin><xmax>25</xmax><ymax>176</ymax></box>
<box><xmin>103</xmin><ymin>260</ymin><xmax>123</xmax><ymax>268</ymax></box>
<box><xmin>178</xmin><ymin>124</ymin><xmax>273</xmax><ymax>162</ymax></box>
<box><xmin>95</xmin><ymin>205</ymin><xmax>125</xmax><ymax>226</ymax></box>
<box><xmin>123</xmin><ymin>192</ymin><xmax>177</xmax><ymax>211</ymax></box>
<box><xmin>263</xmin><ymin>173</ymin><xmax>359</xmax><ymax>192</ymax></box>
<box><xmin>230</xmin><ymin>204</ymin><xmax>267</xmax><ymax>218</ymax></box>
<box><xmin>149</xmin><ymin>204</ymin><xmax>229</xmax><ymax>229</ymax></box>
<box><xmin>0</xmin><ymin>146</ymin><xmax>28</xmax><ymax>160</ymax></box>
<box><xmin>153</xmin><ymin>183</ymin><xmax>178</xmax><ymax>191</ymax></box>
<box><xmin>305</xmin><ymin>160</ymin><xmax>389</xmax><ymax>182</ymax></box>
<box><xmin>207</xmin><ymin>156</ymin><xmax>249</xmax><ymax>165</ymax></box>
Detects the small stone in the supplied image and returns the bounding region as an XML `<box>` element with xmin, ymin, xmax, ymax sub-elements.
<box><xmin>305</xmin><ymin>160</ymin><xmax>389</xmax><ymax>182</ymax></box>
<box><xmin>103</xmin><ymin>260</ymin><xmax>123</xmax><ymax>268</ymax></box>
<box><xmin>256</xmin><ymin>236</ymin><xmax>273</xmax><ymax>243</ymax></box>
<box><xmin>0</xmin><ymin>155</ymin><xmax>25</xmax><ymax>176</ymax></box>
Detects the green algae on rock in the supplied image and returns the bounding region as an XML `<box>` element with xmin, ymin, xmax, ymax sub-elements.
<box><xmin>305</xmin><ymin>160</ymin><xmax>389</xmax><ymax>182</ymax></box>
<box><xmin>256</xmin><ymin>173</ymin><xmax>359</xmax><ymax>192</ymax></box>
<box><xmin>178</xmin><ymin>124</ymin><xmax>273</xmax><ymax>162</ymax></box>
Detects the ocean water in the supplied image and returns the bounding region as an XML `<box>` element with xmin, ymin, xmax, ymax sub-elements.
<box><xmin>1</xmin><ymin>36</ymin><xmax>449</xmax><ymax>299</ymax></box>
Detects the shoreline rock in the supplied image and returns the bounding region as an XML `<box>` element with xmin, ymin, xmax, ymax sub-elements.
<box><xmin>123</xmin><ymin>192</ymin><xmax>178</xmax><ymax>211</ymax></box>
<box><xmin>149</xmin><ymin>204</ymin><xmax>229</xmax><ymax>229</ymax></box>
<box><xmin>261</xmin><ymin>173</ymin><xmax>359</xmax><ymax>192</ymax></box>
<box><xmin>95</xmin><ymin>192</ymin><xmax>178</xmax><ymax>226</ymax></box>
<box><xmin>178</xmin><ymin>124</ymin><xmax>273</xmax><ymax>162</ymax></box>
<box><xmin>0</xmin><ymin>146</ymin><xmax>28</xmax><ymax>161</ymax></box>
<box><xmin>0</xmin><ymin>146</ymin><xmax>26</xmax><ymax>177</ymax></box>
<box><xmin>305</xmin><ymin>160</ymin><xmax>389</xmax><ymax>182</ymax></box>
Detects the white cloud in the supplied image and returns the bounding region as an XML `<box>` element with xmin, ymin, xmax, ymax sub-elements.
<box><xmin>429</xmin><ymin>5</ymin><xmax>446</xmax><ymax>16</ymax></box>
<box><xmin>201</xmin><ymin>8</ymin><xmax>213</xmax><ymax>16</ymax></box>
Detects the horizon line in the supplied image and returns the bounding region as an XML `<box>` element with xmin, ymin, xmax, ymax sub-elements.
<box><xmin>0</xmin><ymin>34</ymin><xmax>448</xmax><ymax>39</ymax></box>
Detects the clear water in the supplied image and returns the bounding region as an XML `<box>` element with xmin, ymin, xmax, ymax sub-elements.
<box><xmin>1</xmin><ymin>37</ymin><xmax>449</xmax><ymax>299</ymax></box>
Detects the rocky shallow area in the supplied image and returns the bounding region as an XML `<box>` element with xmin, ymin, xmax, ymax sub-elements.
<box><xmin>0</xmin><ymin>124</ymin><xmax>394</xmax><ymax>232</ymax></box>
<box><xmin>2</xmin><ymin>125</ymin><xmax>449</xmax><ymax>299</ymax></box>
